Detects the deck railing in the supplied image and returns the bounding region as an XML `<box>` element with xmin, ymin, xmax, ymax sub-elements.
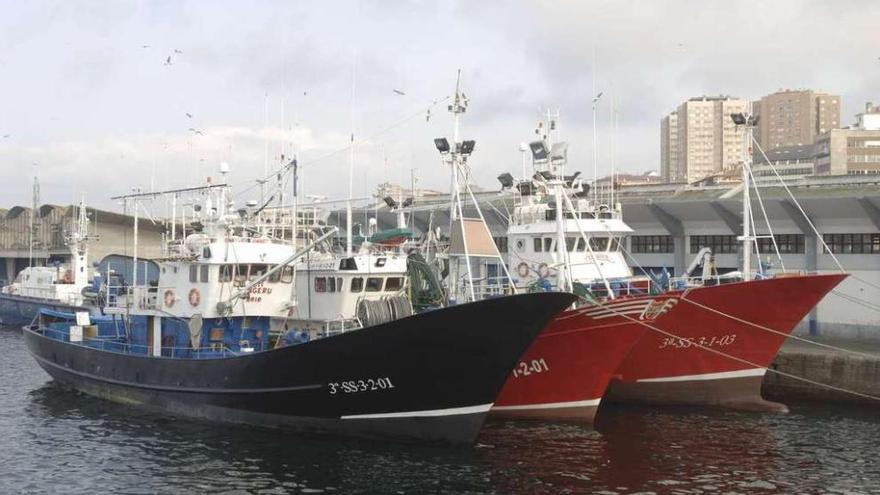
<box><xmin>34</xmin><ymin>326</ymin><xmax>247</xmax><ymax>359</ymax></box>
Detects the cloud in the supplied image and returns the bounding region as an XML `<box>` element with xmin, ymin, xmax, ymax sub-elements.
<box><xmin>1</xmin><ymin>0</ymin><xmax>879</xmax><ymax>213</ymax></box>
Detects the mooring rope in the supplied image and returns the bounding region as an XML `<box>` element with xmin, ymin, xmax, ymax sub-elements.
<box><xmin>587</xmin><ymin>296</ymin><xmax>880</xmax><ymax>403</ymax></box>
<box><xmin>677</xmin><ymin>293</ymin><xmax>880</xmax><ymax>361</ymax></box>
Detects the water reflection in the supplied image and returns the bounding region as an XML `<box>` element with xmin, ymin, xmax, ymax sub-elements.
<box><xmin>5</xmin><ymin>326</ymin><xmax>880</xmax><ymax>494</ymax></box>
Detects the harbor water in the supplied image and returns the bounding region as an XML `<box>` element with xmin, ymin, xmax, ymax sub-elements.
<box><xmin>1</xmin><ymin>328</ymin><xmax>878</xmax><ymax>495</ymax></box>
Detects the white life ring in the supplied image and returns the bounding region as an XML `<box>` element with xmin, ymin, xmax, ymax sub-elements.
<box><xmin>188</xmin><ymin>288</ymin><xmax>201</xmax><ymax>307</ymax></box>
<box><xmin>164</xmin><ymin>289</ymin><xmax>175</xmax><ymax>308</ymax></box>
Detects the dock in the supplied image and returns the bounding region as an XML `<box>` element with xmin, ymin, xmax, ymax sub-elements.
<box><xmin>763</xmin><ymin>337</ymin><xmax>880</xmax><ymax>405</ymax></box>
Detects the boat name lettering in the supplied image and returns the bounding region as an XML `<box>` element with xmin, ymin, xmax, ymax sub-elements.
<box><xmin>246</xmin><ymin>283</ymin><xmax>273</xmax><ymax>296</ymax></box>
<box><xmin>511</xmin><ymin>358</ymin><xmax>550</xmax><ymax>378</ymax></box>
<box><xmin>658</xmin><ymin>334</ymin><xmax>737</xmax><ymax>350</ymax></box>
<box><xmin>328</xmin><ymin>377</ymin><xmax>396</xmax><ymax>395</ymax></box>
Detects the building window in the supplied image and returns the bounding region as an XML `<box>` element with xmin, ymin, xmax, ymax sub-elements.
<box><xmin>756</xmin><ymin>234</ymin><xmax>805</xmax><ymax>254</ymax></box>
<box><xmin>631</xmin><ymin>235</ymin><xmax>675</xmax><ymax>253</ymax></box>
<box><xmin>690</xmin><ymin>235</ymin><xmax>738</xmax><ymax>254</ymax></box>
<box><xmin>823</xmin><ymin>234</ymin><xmax>880</xmax><ymax>254</ymax></box>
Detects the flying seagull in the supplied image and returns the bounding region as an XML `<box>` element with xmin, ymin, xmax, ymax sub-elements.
<box><xmin>164</xmin><ymin>56</ymin><xmax>172</xmax><ymax>66</ymax></box>
<box><xmin>141</xmin><ymin>44</ymin><xmax>151</xmax><ymax>49</ymax></box>
<box><xmin>185</xmin><ymin>113</ymin><xmax>193</xmax><ymax>118</ymax></box>
<box><xmin>426</xmin><ymin>109</ymin><xmax>432</xmax><ymax>122</ymax></box>
<box><xmin>393</xmin><ymin>89</ymin><xmax>405</xmax><ymax>96</ymax></box>
<box><xmin>2</xmin><ymin>134</ymin><xmax>9</xmax><ymax>138</ymax></box>
<box><xmin>188</xmin><ymin>128</ymin><xmax>203</xmax><ymax>135</ymax></box>
<box><xmin>592</xmin><ymin>91</ymin><xmax>604</xmax><ymax>103</ymax></box>
<box><xmin>174</xmin><ymin>49</ymin><xmax>183</xmax><ymax>54</ymax></box>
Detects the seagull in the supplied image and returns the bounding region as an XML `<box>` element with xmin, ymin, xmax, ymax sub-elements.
<box><xmin>188</xmin><ymin>128</ymin><xmax>203</xmax><ymax>135</ymax></box>
<box><xmin>2</xmin><ymin>134</ymin><xmax>9</xmax><ymax>138</ymax></box>
<box><xmin>426</xmin><ymin>109</ymin><xmax>432</xmax><ymax>122</ymax></box>
<box><xmin>141</xmin><ymin>44</ymin><xmax>151</xmax><ymax>49</ymax></box>
<box><xmin>592</xmin><ymin>91</ymin><xmax>603</xmax><ymax>103</ymax></box>
<box><xmin>164</xmin><ymin>55</ymin><xmax>172</xmax><ymax>66</ymax></box>
<box><xmin>174</xmin><ymin>49</ymin><xmax>183</xmax><ymax>54</ymax></box>
<box><xmin>185</xmin><ymin>113</ymin><xmax>193</xmax><ymax>118</ymax></box>
<box><xmin>393</xmin><ymin>89</ymin><xmax>405</xmax><ymax>96</ymax></box>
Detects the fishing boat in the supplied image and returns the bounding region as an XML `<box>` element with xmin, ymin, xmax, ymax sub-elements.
<box><xmin>0</xmin><ymin>199</ymin><xmax>99</xmax><ymax>327</ymax></box>
<box><xmin>494</xmin><ymin>110</ymin><xmax>845</xmax><ymax>414</ymax></box>
<box><xmin>429</xmin><ymin>79</ymin><xmax>645</xmax><ymax>422</ymax></box>
<box><xmin>22</xmin><ymin>165</ymin><xmax>575</xmax><ymax>445</ymax></box>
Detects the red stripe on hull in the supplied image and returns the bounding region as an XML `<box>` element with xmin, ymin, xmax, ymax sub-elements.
<box><xmin>605</xmin><ymin>273</ymin><xmax>846</xmax><ymax>409</ymax></box>
<box><xmin>491</xmin><ymin>308</ymin><xmax>645</xmax><ymax>422</ymax></box>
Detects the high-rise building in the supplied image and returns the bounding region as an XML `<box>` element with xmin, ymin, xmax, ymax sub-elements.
<box><xmin>752</xmin><ymin>89</ymin><xmax>840</xmax><ymax>151</ymax></box>
<box><xmin>660</xmin><ymin>111</ymin><xmax>679</xmax><ymax>182</ymax></box>
<box><xmin>660</xmin><ymin>96</ymin><xmax>747</xmax><ymax>183</ymax></box>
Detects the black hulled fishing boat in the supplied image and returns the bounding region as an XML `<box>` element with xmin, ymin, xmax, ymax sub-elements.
<box><xmin>23</xmin><ymin>172</ymin><xmax>575</xmax><ymax>445</ymax></box>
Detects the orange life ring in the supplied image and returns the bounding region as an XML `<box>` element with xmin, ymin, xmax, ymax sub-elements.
<box><xmin>164</xmin><ymin>289</ymin><xmax>175</xmax><ymax>307</ymax></box>
<box><xmin>188</xmin><ymin>288</ymin><xmax>201</xmax><ymax>307</ymax></box>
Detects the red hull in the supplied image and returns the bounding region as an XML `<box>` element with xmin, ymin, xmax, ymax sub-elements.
<box><xmin>604</xmin><ymin>273</ymin><xmax>846</xmax><ymax>411</ymax></box>
<box><xmin>490</xmin><ymin>307</ymin><xmax>644</xmax><ymax>422</ymax></box>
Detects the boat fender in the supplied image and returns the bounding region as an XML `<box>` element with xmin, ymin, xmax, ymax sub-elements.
<box><xmin>164</xmin><ymin>289</ymin><xmax>176</xmax><ymax>308</ymax></box>
<box><xmin>188</xmin><ymin>288</ymin><xmax>201</xmax><ymax>307</ymax></box>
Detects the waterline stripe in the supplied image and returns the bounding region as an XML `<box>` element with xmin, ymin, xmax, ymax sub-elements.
<box><xmin>340</xmin><ymin>403</ymin><xmax>493</xmax><ymax>419</ymax></box>
<box><xmin>491</xmin><ymin>398</ymin><xmax>601</xmax><ymax>411</ymax></box>
<box><xmin>636</xmin><ymin>368</ymin><xmax>767</xmax><ymax>383</ymax></box>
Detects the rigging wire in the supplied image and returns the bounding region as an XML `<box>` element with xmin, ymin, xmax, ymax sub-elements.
<box><xmin>230</xmin><ymin>95</ymin><xmax>452</xmax><ymax>203</ymax></box>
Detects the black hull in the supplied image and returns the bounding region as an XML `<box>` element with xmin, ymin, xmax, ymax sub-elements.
<box><xmin>23</xmin><ymin>292</ymin><xmax>575</xmax><ymax>445</ymax></box>
<box><xmin>0</xmin><ymin>294</ymin><xmax>90</xmax><ymax>328</ymax></box>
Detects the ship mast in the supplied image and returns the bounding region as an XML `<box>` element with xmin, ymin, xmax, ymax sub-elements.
<box><xmin>448</xmin><ymin>71</ymin><xmax>475</xmax><ymax>301</ymax></box>
<box><xmin>29</xmin><ymin>174</ymin><xmax>39</xmax><ymax>268</ymax></box>
<box><xmin>732</xmin><ymin>111</ymin><xmax>759</xmax><ymax>281</ymax></box>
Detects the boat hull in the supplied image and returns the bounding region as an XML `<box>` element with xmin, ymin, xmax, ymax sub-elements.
<box><xmin>0</xmin><ymin>293</ymin><xmax>90</xmax><ymax>328</ymax></box>
<box><xmin>23</xmin><ymin>292</ymin><xmax>575</xmax><ymax>445</ymax></box>
<box><xmin>604</xmin><ymin>273</ymin><xmax>846</xmax><ymax>411</ymax></box>
<box><xmin>490</xmin><ymin>307</ymin><xmax>644</xmax><ymax>422</ymax></box>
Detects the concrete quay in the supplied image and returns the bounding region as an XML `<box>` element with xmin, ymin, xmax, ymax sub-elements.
<box><xmin>763</xmin><ymin>337</ymin><xmax>880</xmax><ymax>406</ymax></box>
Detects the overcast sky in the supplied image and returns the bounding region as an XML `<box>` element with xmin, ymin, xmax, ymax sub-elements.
<box><xmin>1</xmin><ymin>0</ymin><xmax>879</xmax><ymax>210</ymax></box>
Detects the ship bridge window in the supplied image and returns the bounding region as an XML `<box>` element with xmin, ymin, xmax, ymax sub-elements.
<box><xmin>366</xmin><ymin>277</ymin><xmax>383</xmax><ymax>292</ymax></box>
<box><xmin>250</xmin><ymin>264</ymin><xmax>268</xmax><ymax>282</ymax></box>
<box><xmin>234</xmin><ymin>264</ymin><xmax>247</xmax><ymax>284</ymax></box>
<box><xmin>589</xmin><ymin>237</ymin><xmax>609</xmax><ymax>251</ymax></box>
<box><xmin>281</xmin><ymin>266</ymin><xmax>294</xmax><ymax>283</ymax></box>
<box><xmin>385</xmin><ymin>277</ymin><xmax>403</xmax><ymax>292</ymax></box>
<box><xmin>565</xmin><ymin>237</ymin><xmax>576</xmax><ymax>251</ymax></box>
<box><xmin>544</xmin><ymin>238</ymin><xmax>553</xmax><ymax>251</ymax></box>
<box><xmin>269</xmin><ymin>267</ymin><xmax>281</xmax><ymax>283</ymax></box>
<box><xmin>533</xmin><ymin>237</ymin><xmax>542</xmax><ymax>252</ymax></box>
<box><xmin>189</xmin><ymin>265</ymin><xmax>198</xmax><ymax>283</ymax></box>
<box><xmin>351</xmin><ymin>277</ymin><xmax>364</xmax><ymax>292</ymax></box>
<box><xmin>325</xmin><ymin>277</ymin><xmax>343</xmax><ymax>292</ymax></box>
<box><xmin>200</xmin><ymin>265</ymin><xmax>209</xmax><ymax>283</ymax></box>
<box><xmin>315</xmin><ymin>277</ymin><xmax>327</xmax><ymax>293</ymax></box>
<box><xmin>220</xmin><ymin>265</ymin><xmax>233</xmax><ymax>283</ymax></box>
